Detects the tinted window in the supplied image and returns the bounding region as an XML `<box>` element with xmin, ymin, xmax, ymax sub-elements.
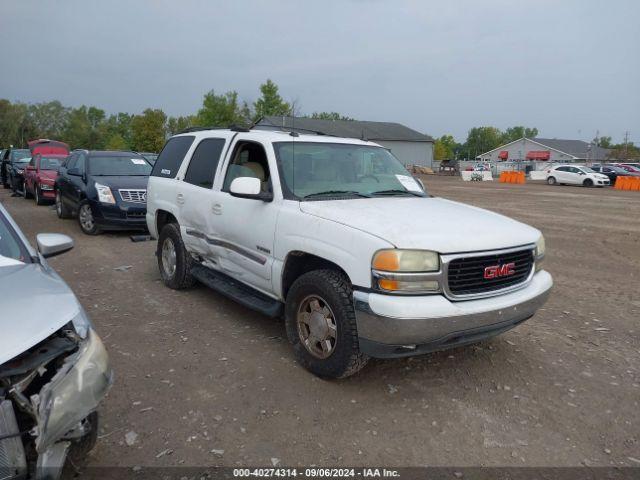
<box><xmin>88</xmin><ymin>155</ymin><xmax>152</xmax><ymax>176</ymax></box>
<box><xmin>65</xmin><ymin>153</ymin><xmax>78</xmax><ymax>170</ymax></box>
<box><xmin>556</xmin><ymin>167</ymin><xmax>569</xmax><ymax>172</ymax></box>
<box><xmin>40</xmin><ymin>156</ymin><xmax>64</xmax><ymax>170</ymax></box>
<box><xmin>184</xmin><ymin>138</ymin><xmax>226</xmax><ymax>189</ymax></box>
<box><xmin>151</xmin><ymin>136</ymin><xmax>195</xmax><ymax>178</ymax></box>
<box><xmin>9</xmin><ymin>149</ymin><xmax>30</xmax><ymax>162</ymax></box>
<box><xmin>77</xmin><ymin>153</ymin><xmax>86</xmax><ymax>175</ymax></box>
<box><xmin>0</xmin><ymin>211</ymin><xmax>30</xmax><ymax>262</ymax></box>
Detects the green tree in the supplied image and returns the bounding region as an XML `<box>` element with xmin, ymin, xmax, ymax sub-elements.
<box><xmin>100</xmin><ymin>112</ymin><xmax>133</xmax><ymax>149</ymax></box>
<box><xmin>310</xmin><ymin>112</ymin><xmax>354</xmax><ymax>121</ymax></box>
<box><xmin>130</xmin><ymin>108</ymin><xmax>167</xmax><ymax>152</ymax></box>
<box><xmin>0</xmin><ymin>100</ymin><xmax>33</xmax><ymax>147</ymax></box>
<box><xmin>433</xmin><ymin>134</ymin><xmax>457</xmax><ymax>160</ymax></box>
<box><xmin>27</xmin><ymin>100</ymin><xmax>69</xmax><ymax>140</ymax></box>
<box><xmin>196</xmin><ymin>90</ymin><xmax>246</xmax><ymax>127</ymax></box>
<box><xmin>464</xmin><ymin>126</ymin><xmax>504</xmax><ymax>159</ymax></box>
<box><xmin>63</xmin><ymin>105</ymin><xmax>105</xmax><ymax>149</ymax></box>
<box><xmin>104</xmin><ymin>133</ymin><xmax>128</xmax><ymax>150</ymax></box>
<box><xmin>595</xmin><ymin>135</ymin><xmax>613</xmax><ymax>148</ymax></box>
<box><xmin>253</xmin><ymin>79</ymin><xmax>291</xmax><ymax>121</ymax></box>
<box><xmin>167</xmin><ymin>115</ymin><xmax>197</xmax><ymax>135</ymax></box>
<box><xmin>502</xmin><ymin>126</ymin><xmax>538</xmax><ymax>143</ymax></box>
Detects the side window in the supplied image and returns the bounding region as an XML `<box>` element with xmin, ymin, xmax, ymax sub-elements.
<box><xmin>77</xmin><ymin>153</ymin><xmax>86</xmax><ymax>175</ymax></box>
<box><xmin>183</xmin><ymin>138</ymin><xmax>226</xmax><ymax>189</ymax></box>
<box><xmin>222</xmin><ymin>142</ymin><xmax>271</xmax><ymax>192</ymax></box>
<box><xmin>151</xmin><ymin>136</ymin><xmax>196</xmax><ymax>179</ymax></box>
<box><xmin>556</xmin><ymin>167</ymin><xmax>568</xmax><ymax>172</ymax></box>
<box><xmin>30</xmin><ymin>155</ymin><xmax>37</xmax><ymax>167</ymax></box>
<box><xmin>65</xmin><ymin>154</ymin><xmax>78</xmax><ymax>170</ymax></box>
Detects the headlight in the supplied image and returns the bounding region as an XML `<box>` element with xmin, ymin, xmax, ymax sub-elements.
<box><xmin>95</xmin><ymin>182</ymin><xmax>115</xmax><ymax>204</ymax></box>
<box><xmin>35</xmin><ymin>329</ymin><xmax>112</xmax><ymax>452</ymax></box>
<box><xmin>372</xmin><ymin>249</ymin><xmax>440</xmax><ymax>293</ymax></box>
<box><xmin>16</xmin><ymin>168</ymin><xmax>24</xmax><ymax>174</ymax></box>
<box><xmin>535</xmin><ymin>235</ymin><xmax>545</xmax><ymax>271</ymax></box>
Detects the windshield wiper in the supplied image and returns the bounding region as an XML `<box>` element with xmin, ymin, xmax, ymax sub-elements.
<box><xmin>303</xmin><ymin>190</ymin><xmax>371</xmax><ymax>199</ymax></box>
<box><xmin>371</xmin><ymin>189</ymin><xmax>424</xmax><ymax>197</ymax></box>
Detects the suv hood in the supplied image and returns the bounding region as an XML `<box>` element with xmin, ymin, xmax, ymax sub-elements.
<box><xmin>0</xmin><ymin>263</ymin><xmax>80</xmax><ymax>365</ymax></box>
<box><xmin>300</xmin><ymin>197</ymin><xmax>541</xmax><ymax>253</ymax></box>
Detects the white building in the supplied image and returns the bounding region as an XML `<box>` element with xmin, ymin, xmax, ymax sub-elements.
<box><xmin>478</xmin><ymin>137</ymin><xmax>611</xmax><ymax>163</ymax></box>
<box><xmin>257</xmin><ymin>116</ymin><xmax>434</xmax><ymax>168</ymax></box>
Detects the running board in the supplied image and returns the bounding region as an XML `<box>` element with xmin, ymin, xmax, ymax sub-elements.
<box><xmin>190</xmin><ymin>264</ymin><xmax>283</xmax><ymax>318</ymax></box>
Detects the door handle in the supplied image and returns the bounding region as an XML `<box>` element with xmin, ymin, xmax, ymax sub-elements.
<box><xmin>177</xmin><ymin>193</ymin><xmax>185</xmax><ymax>205</ymax></box>
<box><xmin>212</xmin><ymin>203</ymin><xmax>222</xmax><ymax>215</ymax></box>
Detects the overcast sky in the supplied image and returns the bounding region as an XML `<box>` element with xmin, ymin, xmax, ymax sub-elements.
<box><xmin>1</xmin><ymin>0</ymin><xmax>639</xmax><ymax>143</ymax></box>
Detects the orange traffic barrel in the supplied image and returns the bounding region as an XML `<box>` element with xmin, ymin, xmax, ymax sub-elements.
<box><xmin>632</xmin><ymin>178</ymin><xmax>640</xmax><ymax>191</ymax></box>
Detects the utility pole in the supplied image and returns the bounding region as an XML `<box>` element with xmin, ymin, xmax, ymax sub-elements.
<box><xmin>623</xmin><ymin>131</ymin><xmax>630</xmax><ymax>160</ymax></box>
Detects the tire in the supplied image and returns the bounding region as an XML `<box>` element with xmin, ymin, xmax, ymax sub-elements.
<box><xmin>547</xmin><ymin>176</ymin><xmax>556</xmax><ymax>185</ymax></box>
<box><xmin>157</xmin><ymin>222</ymin><xmax>196</xmax><ymax>289</ymax></box>
<box><xmin>285</xmin><ymin>269</ymin><xmax>369</xmax><ymax>379</ymax></box>
<box><xmin>583</xmin><ymin>178</ymin><xmax>593</xmax><ymax>187</ymax></box>
<box><xmin>23</xmin><ymin>183</ymin><xmax>32</xmax><ymax>199</ymax></box>
<box><xmin>56</xmin><ymin>190</ymin><xmax>72</xmax><ymax>218</ymax></box>
<box><xmin>35</xmin><ymin>187</ymin><xmax>45</xmax><ymax>205</ymax></box>
<box><xmin>78</xmin><ymin>200</ymin><xmax>102</xmax><ymax>235</ymax></box>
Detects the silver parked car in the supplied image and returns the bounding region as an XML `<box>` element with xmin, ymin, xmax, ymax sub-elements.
<box><xmin>0</xmin><ymin>202</ymin><xmax>112</xmax><ymax>479</ymax></box>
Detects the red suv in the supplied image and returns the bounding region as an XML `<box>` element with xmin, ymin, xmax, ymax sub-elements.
<box><xmin>23</xmin><ymin>139</ymin><xmax>69</xmax><ymax>204</ymax></box>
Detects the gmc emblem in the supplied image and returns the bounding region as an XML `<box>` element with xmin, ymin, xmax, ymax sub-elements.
<box><xmin>484</xmin><ymin>262</ymin><xmax>516</xmax><ymax>279</ymax></box>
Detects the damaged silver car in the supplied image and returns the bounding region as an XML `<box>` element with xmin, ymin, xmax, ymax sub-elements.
<box><xmin>0</xmin><ymin>202</ymin><xmax>112</xmax><ymax>479</ymax></box>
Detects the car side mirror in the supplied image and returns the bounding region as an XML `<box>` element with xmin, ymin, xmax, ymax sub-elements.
<box><xmin>36</xmin><ymin>233</ymin><xmax>74</xmax><ymax>258</ymax></box>
<box><xmin>229</xmin><ymin>177</ymin><xmax>273</xmax><ymax>202</ymax></box>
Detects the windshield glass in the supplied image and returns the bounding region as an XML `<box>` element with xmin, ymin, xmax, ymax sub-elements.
<box><xmin>0</xmin><ymin>211</ymin><xmax>29</xmax><ymax>263</ymax></box>
<box><xmin>10</xmin><ymin>149</ymin><xmax>30</xmax><ymax>162</ymax></box>
<box><xmin>40</xmin><ymin>156</ymin><xmax>64</xmax><ymax>170</ymax></box>
<box><xmin>16</xmin><ymin>158</ymin><xmax>31</xmax><ymax>166</ymax></box>
<box><xmin>89</xmin><ymin>156</ymin><xmax>152</xmax><ymax>176</ymax></box>
<box><xmin>579</xmin><ymin>167</ymin><xmax>595</xmax><ymax>173</ymax></box>
<box><xmin>273</xmin><ymin>142</ymin><xmax>426</xmax><ymax>199</ymax></box>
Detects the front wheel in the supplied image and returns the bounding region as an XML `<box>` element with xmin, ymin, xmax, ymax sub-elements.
<box><xmin>547</xmin><ymin>176</ymin><xmax>556</xmax><ymax>185</ymax></box>
<box><xmin>56</xmin><ymin>191</ymin><xmax>72</xmax><ymax>218</ymax></box>
<box><xmin>35</xmin><ymin>187</ymin><xmax>45</xmax><ymax>205</ymax></box>
<box><xmin>78</xmin><ymin>201</ymin><xmax>101</xmax><ymax>235</ymax></box>
<box><xmin>285</xmin><ymin>269</ymin><xmax>369</xmax><ymax>379</ymax></box>
<box><xmin>23</xmin><ymin>182</ymin><xmax>32</xmax><ymax>199</ymax></box>
<box><xmin>157</xmin><ymin>223</ymin><xmax>196</xmax><ymax>289</ymax></box>
<box><xmin>583</xmin><ymin>178</ymin><xmax>594</xmax><ymax>187</ymax></box>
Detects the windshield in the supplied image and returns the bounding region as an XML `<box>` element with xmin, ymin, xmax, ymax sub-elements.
<box><xmin>40</xmin><ymin>156</ymin><xmax>64</xmax><ymax>170</ymax></box>
<box><xmin>0</xmin><ymin>211</ymin><xmax>29</xmax><ymax>263</ymax></box>
<box><xmin>273</xmin><ymin>142</ymin><xmax>426</xmax><ymax>200</ymax></box>
<box><xmin>579</xmin><ymin>167</ymin><xmax>595</xmax><ymax>173</ymax></box>
<box><xmin>89</xmin><ymin>156</ymin><xmax>152</xmax><ymax>176</ymax></box>
<box><xmin>10</xmin><ymin>149</ymin><xmax>30</xmax><ymax>162</ymax></box>
<box><xmin>16</xmin><ymin>158</ymin><xmax>31</xmax><ymax>166</ymax></box>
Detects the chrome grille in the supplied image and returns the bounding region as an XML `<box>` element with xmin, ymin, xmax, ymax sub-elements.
<box><xmin>447</xmin><ymin>248</ymin><xmax>534</xmax><ymax>297</ymax></box>
<box><xmin>119</xmin><ymin>189</ymin><xmax>146</xmax><ymax>203</ymax></box>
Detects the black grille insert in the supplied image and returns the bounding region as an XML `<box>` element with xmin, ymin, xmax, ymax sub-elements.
<box><xmin>447</xmin><ymin>249</ymin><xmax>534</xmax><ymax>296</ymax></box>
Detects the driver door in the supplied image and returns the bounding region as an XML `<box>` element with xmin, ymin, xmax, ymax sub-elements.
<box><xmin>207</xmin><ymin>137</ymin><xmax>280</xmax><ymax>294</ymax></box>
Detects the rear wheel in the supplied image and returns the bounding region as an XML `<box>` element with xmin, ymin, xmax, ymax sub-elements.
<box><xmin>583</xmin><ymin>178</ymin><xmax>594</xmax><ymax>187</ymax></box>
<box><xmin>56</xmin><ymin>191</ymin><xmax>72</xmax><ymax>218</ymax></box>
<box><xmin>285</xmin><ymin>269</ymin><xmax>369</xmax><ymax>378</ymax></box>
<box><xmin>157</xmin><ymin>223</ymin><xmax>196</xmax><ymax>289</ymax></box>
<box><xmin>547</xmin><ymin>176</ymin><xmax>556</xmax><ymax>185</ymax></box>
<box><xmin>35</xmin><ymin>187</ymin><xmax>45</xmax><ymax>205</ymax></box>
<box><xmin>78</xmin><ymin>201</ymin><xmax>101</xmax><ymax>235</ymax></box>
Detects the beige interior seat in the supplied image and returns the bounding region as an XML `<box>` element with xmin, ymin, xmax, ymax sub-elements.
<box><xmin>244</xmin><ymin>161</ymin><xmax>265</xmax><ymax>181</ymax></box>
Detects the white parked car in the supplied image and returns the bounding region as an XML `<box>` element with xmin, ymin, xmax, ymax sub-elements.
<box><xmin>545</xmin><ymin>165</ymin><xmax>610</xmax><ymax>187</ymax></box>
<box><xmin>146</xmin><ymin>128</ymin><xmax>552</xmax><ymax>378</ymax></box>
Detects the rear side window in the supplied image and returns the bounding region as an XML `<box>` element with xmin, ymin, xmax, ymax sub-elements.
<box><xmin>151</xmin><ymin>136</ymin><xmax>195</xmax><ymax>179</ymax></box>
<box><xmin>183</xmin><ymin>138</ymin><xmax>226</xmax><ymax>189</ymax></box>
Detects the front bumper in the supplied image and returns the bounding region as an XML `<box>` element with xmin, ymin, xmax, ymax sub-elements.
<box><xmin>90</xmin><ymin>200</ymin><xmax>148</xmax><ymax>231</ymax></box>
<box><xmin>354</xmin><ymin>270</ymin><xmax>553</xmax><ymax>358</ymax></box>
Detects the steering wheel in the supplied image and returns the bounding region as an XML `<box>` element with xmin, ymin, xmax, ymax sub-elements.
<box><xmin>359</xmin><ymin>174</ymin><xmax>380</xmax><ymax>183</ymax></box>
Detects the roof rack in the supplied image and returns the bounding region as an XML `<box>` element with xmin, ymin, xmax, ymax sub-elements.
<box><xmin>176</xmin><ymin>124</ymin><xmax>252</xmax><ymax>135</ymax></box>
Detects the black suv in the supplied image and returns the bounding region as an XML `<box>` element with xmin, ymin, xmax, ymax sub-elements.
<box><xmin>55</xmin><ymin>150</ymin><xmax>152</xmax><ymax>235</ymax></box>
<box><xmin>1</xmin><ymin>148</ymin><xmax>31</xmax><ymax>189</ymax></box>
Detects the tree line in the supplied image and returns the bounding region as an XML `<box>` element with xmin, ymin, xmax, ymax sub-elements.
<box><xmin>1</xmin><ymin>77</ymin><xmax>637</xmax><ymax>160</ymax></box>
<box><xmin>0</xmin><ymin>79</ymin><xmax>348</xmax><ymax>152</ymax></box>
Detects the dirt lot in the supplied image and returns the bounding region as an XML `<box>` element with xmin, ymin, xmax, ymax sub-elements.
<box><xmin>2</xmin><ymin>176</ymin><xmax>639</xmax><ymax>469</ymax></box>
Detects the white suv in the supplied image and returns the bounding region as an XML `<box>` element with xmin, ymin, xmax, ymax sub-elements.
<box><xmin>546</xmin><ymin>165</ymin><xmax>610</xmax><ymax>187</ymax></box>
<box><xmin>146</xmin><ymin>128</ymin><xmax>552</xmax><ymax>378</ymax></box>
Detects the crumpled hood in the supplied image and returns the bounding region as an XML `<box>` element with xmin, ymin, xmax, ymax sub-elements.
<box><xmin>300</xmin><ymin>197</ymin><xmax>541</xmax><ymax>253</ymax></box>
<box><xmin>0</xmin><ymin>263</ymin><xmax>80</xmax><ymax>365</ymax></box>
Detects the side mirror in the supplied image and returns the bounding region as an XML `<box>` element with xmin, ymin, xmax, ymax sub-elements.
<box><xmin>67</xmin><ymin>167</ymin><xmax>80</xmax><ymax>176</ymax></box>
<box><xmin>36</xmin><ymin>233</ymin><xmax>74</xmax><ymax>258</ymax></box>
<box><xmin>229</xmin><ymin>177</ymin><xmax>273</xmax><ymax>202</ymax></box>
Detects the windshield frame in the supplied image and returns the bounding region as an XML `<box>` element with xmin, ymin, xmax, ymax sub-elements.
<box><xmin>0</xmin><ymin>209</ymin><xmax>32</xmax><ymax>263</ymax></box>
<box><xmin>272</xmin><ymin>141</ymin><xmax>427</xmax><ymax>201</ymax></box>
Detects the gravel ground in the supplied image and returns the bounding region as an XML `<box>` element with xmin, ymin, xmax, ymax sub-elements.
<box><xmin>1</xmin><ymin>176</ymin><xmax>639</xmax><ymax>470</ymax></box>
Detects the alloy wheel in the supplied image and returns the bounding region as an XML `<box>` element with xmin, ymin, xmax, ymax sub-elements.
<box><xmin>296</xmin><ymin>295</ymin><xmax>337</xmax><ymax>359</ymax></box>
<box><xmin>79</xmin><ymin>204</ymin><xmax>95</xmax><ymax>232</ymax></box>
<box><xmin>161</xmin><ymin>237</ymin><xmax>177</xmax><ymax>279</ymax></box>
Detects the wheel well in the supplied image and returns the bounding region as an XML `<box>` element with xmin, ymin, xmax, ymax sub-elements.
<box><xmin>281</xmin><ymin>251</ymin><xmax>350</xmax><ymax>299</ymax></box>
<box><xmin>156</xmin><ymin>210</ymin><xmax>178</xmax><ymax>234</ymax></box>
